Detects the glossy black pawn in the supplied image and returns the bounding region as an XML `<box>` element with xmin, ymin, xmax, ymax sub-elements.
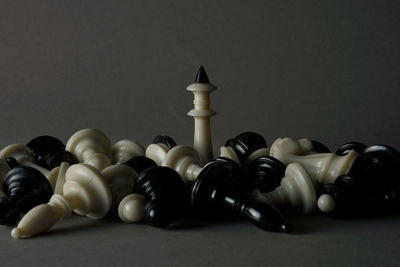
<box><xmin>136</xmin><ymin>166</ymin><xmax>188</xmax><ymax>227</ymax></box>
<box><xmin>247</xmin><ymin>156</ymin><xmax>286</xmax><ymax>192</ymax></box>
<box><xmin>26</xmin><ymin>135</ymin><xmax>78</xmax><ymax>170</ymax></box>
<box><xmin>191</xmin><ymin>161</ymin><xmax>292</xmax><ymax>233</ymax></box>
<box><xmin>225</xmin><ymin>132</ymin><xmax>268</xmax><ymax>164</ymax></box>
<box><xmin>0</xmin><ymin>166</ymin><xmax>53</xmax><ymax>225</ymax></box>
<box><xmin>320</xmin><ymin>145</ymin><xmax>400</xmax><ymax>217</ymax></box>
<box><xmin>152</xmin><ymin>135</ymin><xmax>177</xmax><ymax>150</ymax></box>
<box><xmin>336</xmin><ymin>142</ymin><xmax>367</xmax><ymax>156</ymax></box>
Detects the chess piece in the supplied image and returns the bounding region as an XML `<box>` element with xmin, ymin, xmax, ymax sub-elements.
<box><xmin>26</xmin><ymin>135</ymin><xmax>78</xmax><ymax>170</ymax></box>
<box><xmin>145</xmin><ymin>136</ymin><xmax>177</xmax><ymax>165</ymax></box>
<box><xmin>318</xmin><ymin>145</ymin><xmax>400</xmax><ymax>216</ymax></box>
<box><xmin>118</xmin><ymin>157</ymin><xmax>157</xmax><ymax>223</ymax></box>
<box><xmin>224</xmin><ymin>132</ymin><xmax>269</xmax><ymax>168</ymax></box>
<box><xmin>111</xmin><ymin>139</ymin><xmax>144</xmax><ymax>164</ymax></box>
<box><xmin>0</xmin><ymin>159</ymin><xmax>11</xmax><ymax>197</ymax></box>
<box><xmin>270</xmin><ymin>137</ymin><xmax>357</xmax><ymax>185</ymax></box>
<box><xmin>246</xmin><ymin>156</ymin><xmax>286</xmax><ymax>192</ymax></box>
<box><xmin>11</xmin><ymin>164</ymin><xmax>112</xmax><ymax>239</ymax></box>
<box><xmin>51</xmin><ymin>162</ymin><xmax>69</xmax><ymax>195</ymax></box>
<box><xmin>191</xmin><ymin>161</ymin><xmax>292</xmax><ymax>232</ymax></box>
<box><xmin>0</xmin><ymin>166</ymin><xmax>53</xmax><ymax>226</ymax></box>
<box><xmin>252</xmin><ymin>163</ymin><xmax>317</xmax><ymax>214</ymax></box>
<box><xmin>336</xmin><ymin>142</ymin><xmax>367</xmax><ymax>156</ymax></box>
<box><xmin>135</xmin><ymin>166</ymin><xmax>188</xmax><ymax>227</ymax></box>
<box><xmin>66</xmin><ymin>129</ymin><xmax>112</xmax><ymax>170</ymax></box>
<box><xmin>101</xmin><ymin>165</ymin><xmax>137</xmax><ymax>213</ymax></box>
<box><xmin>187</xmin><ymin>66</ymin><xmax>216</xmax><ymax>164</ymax></box>
<box><xmin>118</xmin><ymin>194</ymin><xmax>146</xmax><ymax>223</ymax></box>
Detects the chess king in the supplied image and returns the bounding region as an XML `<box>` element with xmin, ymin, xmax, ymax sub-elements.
<box><xmin>187</xmin><ymin>66</ymin><xmax>216</xmax><ymax>165</ymax></box>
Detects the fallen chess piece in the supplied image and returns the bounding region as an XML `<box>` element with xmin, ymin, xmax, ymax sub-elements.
<box><xmin>66</xmin><ymin>128</ymin><xmax>112</xmax><ymax>170</ymax></box>
<box><xmin>11</xmin><ymin>163</ymin><xmax>112</xmax><ymax>239</ymax></box>
<box><xmin>191</xmin><ymin>160</ymin><xmax>292</xmax><ymax>233</ymax></box>
<box><xmin>111</xmin><ymin>139</ymin><xmax>144</xmax><ymax>164</ymax></box>
<box><xmin>0</xmin><ymin>166</ymin><xmax>53</xmax><ymax>226</ymax></box>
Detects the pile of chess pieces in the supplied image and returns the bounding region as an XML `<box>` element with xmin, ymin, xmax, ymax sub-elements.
<box><xmin>1</xmin><ymin>66</ymin><xmax>399</xmax><ymax>239</ymax></box>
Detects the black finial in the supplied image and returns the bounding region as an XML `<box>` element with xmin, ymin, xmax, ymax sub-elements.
<box><xmin>194</xmin><ymin>65</ymin><xmax>210</xmax><ymax>83</ymax></box>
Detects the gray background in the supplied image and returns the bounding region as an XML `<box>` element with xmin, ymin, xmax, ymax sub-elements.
<box><xmin>0</xmin><ymin>1</ymin><xmax>399</xmax><ymax>266</ymax></box>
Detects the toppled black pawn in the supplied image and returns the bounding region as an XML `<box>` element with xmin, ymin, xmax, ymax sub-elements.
<box><xmin>247</xmin><ymin>156</ymin><xmax>286</xmax><ymax>192</ymax></box>
<box><xmin>319</xmin><ymin>145</ymin><xmax>400</xmax><ymax>217</ymax></box>
<box><xmin>336</xmin><ymin>142</ymin><xmax>368</xmax><ymax>156</ymax></box>
<box><xmin>0</xmin><ymin>166</ymin><xmax>53</xmax><ymax>226</ymax></box>
<box><xmin>310</xmin><ymin>140</ymin><xmax>331</xmax><ymax>153</ymax></box>
<box><xmin>152</xmin><ymin>135</ymin><xmax>177</xmax><ymax>150</ymax></box>
<box><xmin>225</xmin><ymin>132</ymin><xmax>268</xmax><ymax>164</ymax></box>
<box><xmin>26</xmin><ymin>136</ymin><xmax>78</xmax><ymax>170</ymax></box>
<box><xmin>124</xmin><ymin>156</ymin><xmax>157</xmax><ymax>176</ymax></box>
<box><xmin>191</xmin><ymin>161</ymin><xmax>292</xmax><ymax>233</ymax></box>
<box><xmin>136</xmin><ymin>166</ymin><xmax>188</xmax><ymax>227</ymax></box>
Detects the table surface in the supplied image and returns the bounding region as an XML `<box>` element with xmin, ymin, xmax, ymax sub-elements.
<box><xmin>1</xmin><ymin>212</ymin><xmax>399</xmax><ymax>267</ymax></box>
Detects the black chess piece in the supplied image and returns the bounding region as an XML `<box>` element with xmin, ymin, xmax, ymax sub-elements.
<box><xmin>0</xmin><ymin>166</ymin><xmax>53</xmax><ymax>226</ymax></box>
<box><xmin>191</xmin><ymin>161</ymin><xmax>292</xmax><ymax>233</ymax></box>
<box><xmin>152</xmin><ymin>135</ymin><xmax>177</xmax><ymax>150</ymax></box>
<box><xmin>195</xmin><ymin>65</ymin><xmax>209</xmax><ymax>83</ymax></box>
<box><xmin>336</xmin><ymin>142</ymin><xmax>368</xmax><ymax>156</ymax></box>
<box><xmin>310</xmin><ymin>140</ymin><xmax>331</xmax><ymax>153</ymax></box>
<box><xmin>26</xmin><ymin>136</ymin><xmax>78</xmax><ymax>170</ymax></box>
<box><xmin>225</xmin><ymin>132</ymin><xmax>267</xmax><ymax>164</ymax></box>
<box><xmin>124</xmin><ymin>156</ymin><xmax>157</xmax><ymax>176</ymax></box>
<box><xmin>136</xmin><ymin>166</ymin><xmax>189</xmax><ymax>227</ymax></box>
<box><xmin>319</xmin><ymin>145</ymin><xmax>400</xmax><ymax>217</ymax></box>
<box><xmin>247</xmin><ymin>156</ymin><xmax>286</xmax><ymax>193</ymax></box>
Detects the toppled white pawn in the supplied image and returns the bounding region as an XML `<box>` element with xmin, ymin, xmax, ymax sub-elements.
<box><xmin>101</xmin><ymin>165</ymin><xmax>137</xmax><ymax>212</ymax></box>
<box><xmin>219</xmin><ymin>146</ymin><xmax>241</xmax><ymax>166</ymax></box>
<box><xmin>66</xmin><ymin>129</ymin><xmax>112</xmax><ymax>170</ymax></box>
<box><xmin>51</xmin><ymin>162</ymin><xmax>70</xmax><ymax>195</ymax></box>
<box><xmin>270</xmin><ymin>137</ymin><xmax>358</xmax><ymax>185</ymax></box>
<box><xmin>0</xmin><ymin>144</ymin><xmax>57</xmax><ymax>188</ymax></box>
<box><xmin>252</xmin><ymin>162</ymin><xmax>317</xmax><ymax>214</ymax></box>
<box><xmin>11</xmin><ymin>164</ymin><xmax>111</xmax><ymax>239</ymax></box>
<box><xmin>317</xmin><ymin>194</ymin><xmax>336</xmax><ymax>213</ymax></box>
<box><xmin>112</xmin><ymin>140</ymin><xmax>144</xmax><ymax>164</ymax></box>
<box><xmin>145</xmin><ymin>143</ymin><xmax>170</xmax><ymax>166</ymax></box>
<box><xmin>118</xmin><ymin>194</ymin><xmax>146</xmax><ymax>223</ymax></box>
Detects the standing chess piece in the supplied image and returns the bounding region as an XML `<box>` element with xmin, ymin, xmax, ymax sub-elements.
<box><xmin>11</xmin><ymin>164</ymin><xmax>112</xmax><ymax>239</ymax></box>
<box><xmin>111</xmin><ymin>139</ymin><xmax>144</xmax><ymax>164</ymax></box>
<box><xmin>187</xmin><ymin>66</ymin><xmax>216</xmax><ymax>164</ymax></box>
<box><xmin>317</xmin><ymin>145</ymin><xmax>400</xmax><ymax>216</ymax></box>
<box><xmin>145</xmin><ymin>136</ymin><xmax>177</xmax><ymax>165</ymax></box>
<box><xmin>26</xmin><ymin>135</ymin><xmax>78</xmax><ymax>170</ymax></box>
<box><xmin>66</xmin><ymin>129</ymin><xmax>112</xmax><ymax>170</ymax></box>
<box><xmin>270</xmin><ymin>137</ymin><xmax>357</xmax><ymax>185</ymax></box>
<box><xmin>0</xmin><ymin>166</ymin><xmax>53</xmax><ymax>226</ymax></box>
<box><xmin>135</xmin><ymin>166</ymin><xmax>188</xmax><ymax>227</ymax></box>
<box><xmin>191</xmin><ymin>161</ymin><xmax>292</xmax><ymax>233</ymax></box>
<box><xmin>252</xmin><ymin>162</ymin><xmax>317</xmax><ymax>214</ymax></box>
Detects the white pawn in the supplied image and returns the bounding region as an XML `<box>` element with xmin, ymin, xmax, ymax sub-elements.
<box><xmin>118</xmin><ymin>194</ymin><xmax>146</xmax><ymax>223</ymax></box>
<box><xmin>66</xmin><ymin>129</ymin><xmax>112</xmax><ymax>170</ymax></box>
<box><xmin>50</xmin><ymin>162</ymin><xmax>70</xmax><ymax>195</ymax></box>
<box><xmin>145</xmin><ymin>143</ymin><xmax>171</xmax><ymax>166</ymax></box>
<box><xmin>252</xmin><ymin>162</ymin><xmax>317</xmax><ymax>214</ymax></box>
<box><xmin>101</xmin><ymin>165</ymin><xmax>137</xmax><ymax>212</ymax></box>
<box><xmin>187</xmin><ymin>66</ymin><xmax>216</xmax><ymax>165</ymax></box>
<box><xmin>11</xmin><ymin>164</ymin><xmax>111</xmax><ymax>239</ymax></box>
<box><xmin>0</xmin><ymin>144</ymin><xmax>58</xmax><ymax>188</ymax></box>
<box><xmin>219</xmin><ymin>146</ymin><xmax>241</xmax><ymax>166</ymax></box>
<box><xmin>270</xmin><ymin>137</ymin><xmax>358</xmax><ymax>185</ymax></box>
<box><xmin>112</xmin><ymin>140</ymin><xmax>144</xmax><ymax>164</ymax></box>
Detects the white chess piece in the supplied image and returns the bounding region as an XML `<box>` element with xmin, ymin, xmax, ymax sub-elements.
<box><xmin>101</xmin><ymin>164</ymin><xmax>137</xmax><ymax>212</ymax></box>
<box><xmin>112</xmin><ymin>140</ymin><xmax>144</xmax><ymax>164</ymax></box>
<box><xmin>219</xmin><ymin>145</ymin><xmax>270</xmax><ymax>169</ymax></box>
<box><xmin>50</xmin><ymin>162</ymin><xmax>70</xmax><ymax>195</ymax></box>
<box><xmin>118</xmin><ymin>194</ymin><xmax>146</xmax><ymax>223</ymax></box>
<box><xmin>0</xmin><ymin>144</ymin><xmax>58</xmax><ymax>188</ymax></box>
<box><xmin>270</xmin><ymin>137</ymin><xmax>358</xmax><ymax>185</ymax></box>
<box><xmin>11</xmin><ymin>164</ymin><xmax>111</xmax><ymax>239</ymax></box>
<box><xmin>252</xmin><ymin>162</ymin><xmax>317</xmax><ymax>214</ymax></box>
<box><xmin>66</xmin><ymin>129</ymin><xmax>112</xmax><ymax>170</ymax></box>
<box><xmin>145</xmin><ymin>143</ymin><xmax>170</xmax><ymax>166</ymax></box>
<box><xmin>219</xmin><ymin>146</ymin><xmax>241</xmax><ymax>165</ymax></box>
<box><xmin>187</xmin><ymin>66</ymin><xmax>216</xmax><ymax>165</ymax></box>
